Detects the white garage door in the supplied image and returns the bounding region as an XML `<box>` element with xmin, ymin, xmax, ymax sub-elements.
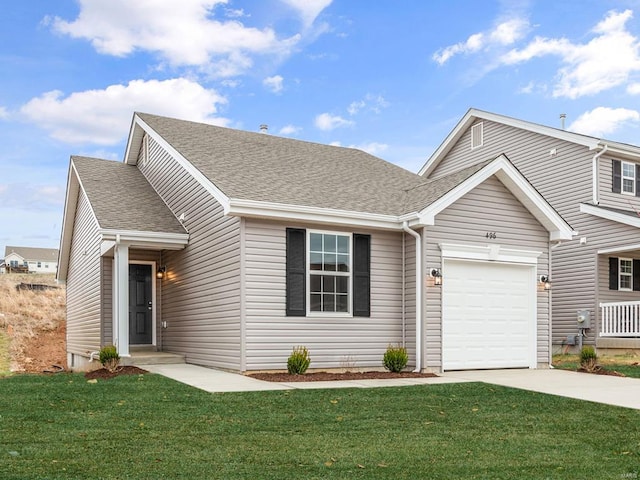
<box><xmin>442</xmin><ymin>259</ymin><xmax>536</xmax><ymax>370</ymax></box>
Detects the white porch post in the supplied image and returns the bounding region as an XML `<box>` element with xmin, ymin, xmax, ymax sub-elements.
<box><xmin>113</xmin><ymin>243</ymin><xmax>130</xmax><ymax>357</ymax></box>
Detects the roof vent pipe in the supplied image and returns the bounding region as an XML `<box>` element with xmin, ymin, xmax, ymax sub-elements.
<box><xmin>560</xmin><ymin>113</ymin><xmax>566</xmax><ymax>130</ymax></box>
<box><xmin>259</xmin><ymin>124</ymin><xmax>268</xmax><ymax>134</ymax></box>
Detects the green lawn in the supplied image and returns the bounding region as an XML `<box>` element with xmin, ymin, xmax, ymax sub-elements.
<box><xmin>1</xmin><ymin>373</ymin><xmax>639</xmax><ymax>479</ymax></box>
<box><xmin>553</xmin><ymin>354</ymin><xmax>640</xmax><ymax>378</ymax></box>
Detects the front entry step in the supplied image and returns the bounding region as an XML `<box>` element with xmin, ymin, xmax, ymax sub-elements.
<box><xmin>124</xmin><ymin>351</ymin><xmax>186</xmax><ymax>366</ymax></box>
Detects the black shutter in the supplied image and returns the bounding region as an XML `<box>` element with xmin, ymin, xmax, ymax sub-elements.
<box><xmin>286</xmin><ymin>228</ymin><xmax>306</xmax><ymax>316</ymax></box>
<box><xmin>635</xmin><ymin>165</ymin><xmax>640</xmax><ymax>197</ymax></box>
<box><xmin>634</xmin><ymin>260</ymin><xmax>640</xmax><ymax>291</ymax></box>
<box><xmin>612</xmin><ymin>160</ymin><xmax>621</xmax><ymax>193</ymax></box>
<box><xmin>609</xmin><ymin>257</ymin><xmax>619</xmax><ymax>290</ymax></box>
<box><xmin>352</xmin><ymin>234</ymin><xmax>371</xmax><ymax>317</ymax></box>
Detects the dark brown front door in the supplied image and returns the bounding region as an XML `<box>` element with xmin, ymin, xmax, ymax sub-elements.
<box><xmin>129</xmin><ymin>264</ymin><xmax>152</xmax><ymax>345</ymax></box>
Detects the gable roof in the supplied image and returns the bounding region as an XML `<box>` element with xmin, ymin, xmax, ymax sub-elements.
<box><xmin>128</xmin><ymin>113</ymin><xmax>423</xmax><ymax>217</ymax></box>
<box><xmin>4</xmin><ymin>246</ymin><xmax>58</xmax><ymax>262</ymax></box>
<box><xmin>418</xmin><ymin>108</ymin><xmax>640</xmax><ymax>177</ymax></box>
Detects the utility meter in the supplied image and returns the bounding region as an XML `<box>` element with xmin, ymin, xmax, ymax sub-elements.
<box><xmin>577</xmin><ymin>310</ymin><xmax>591</xmax><ymax>329</ymax></box>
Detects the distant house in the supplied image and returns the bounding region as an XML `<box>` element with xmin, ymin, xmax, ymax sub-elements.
<box><xmin>3</xmin><ymin>246</ymin><xmax>59</xmax><ymax>274</ymax></box>
<box><xmin>419</xmin><ymin>108</ymin><xmax>640</xmax><ymax>354</ymax></box>
<box><xmin>57</xmin><ymin>112</ymin><xmax>573</xmax><ymax>373</ymax></box>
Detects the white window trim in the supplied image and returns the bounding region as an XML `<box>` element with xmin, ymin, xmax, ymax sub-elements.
<box><xmin>619</xmin><ymin>257</ymin><xmax>633</xmax><ymax>291</ymax></box>
<box><xmin>621</xmin><ymin>161</ymin><xmax>635</xmax><ymax>196</ymax></box>
<box><xmin>306</xmin><ymin>230</ymin><xmax>353</xmax><ymax>317</ymax></box>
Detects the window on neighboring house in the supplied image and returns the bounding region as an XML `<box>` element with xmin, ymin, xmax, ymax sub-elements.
<box><xmin>9</xmin><ymin>260</ymin><xmax>17</xmax><ymax>267</ymax></box>
<box><xmin>612</xmin><ymin>160</ymin><xmax>640</xmax><ymax>196</ymax></box>
<box><xmin>45</xmin><ymin>264</ymin><xmax>49</xmax><ymax>268</ymax></box>
<box><xmin>609</xmin><ymin>256</ymin><xmax>640</xmax><ymax>291</ymax></box>
<box><xmin>37</xmin><ymin>262</ymin><xmax>42</xmax><ymax>268</ymax></box>
<box><xmin>286</xmin><ymin>228</ymin><xmax>370</xmax><ymax>317</ymax></box>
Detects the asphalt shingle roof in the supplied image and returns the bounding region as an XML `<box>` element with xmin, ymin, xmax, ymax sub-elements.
<box><xmin>72</xmin><ymin>156</ymin><xmax>187</xmax><ymax>234</ymax></box>
<box><xmin>4</xmin><ymin>246</ymin><xmax>58</xmax><ymax>261</ymax></box>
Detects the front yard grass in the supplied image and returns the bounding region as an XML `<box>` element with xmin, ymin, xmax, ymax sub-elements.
<box><xmin>553</xmin><ymin>353</ymin><xmax>640</xmax><ymax>378</ymax></box>
<box><xmin>1</xmin><ymin>373</ymin><xmax>639</xmax><ymax>479</ymax></box>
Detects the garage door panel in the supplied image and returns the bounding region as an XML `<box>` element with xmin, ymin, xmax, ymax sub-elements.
<box><xmin>442</xmin><ymin>259</ymin><xmax>535</xmax><ymax>370</ymax></box>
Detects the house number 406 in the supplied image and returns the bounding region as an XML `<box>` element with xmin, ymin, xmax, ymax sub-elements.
<box><xmin>485</xmin><ymin>232</ymin><xmax>497</xmax><ymax>239</ymax></box>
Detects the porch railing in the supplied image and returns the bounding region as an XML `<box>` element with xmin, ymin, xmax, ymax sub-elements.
<box><xmin>600</xmin><ymin>301</ymin><xmax>640</xmax><ymax>337</ymax></box>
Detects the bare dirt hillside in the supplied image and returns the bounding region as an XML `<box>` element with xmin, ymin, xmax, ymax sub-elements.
<box><xmin>0</xmin><ymin>274</ymin><xmax>66</xmax><ymax>373</ymax></box>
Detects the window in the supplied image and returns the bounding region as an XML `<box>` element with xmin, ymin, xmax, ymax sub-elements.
<box><xmin>37</xmin><ymin>262</ymin><xmax>42</xmax><ymax>268</ymax></box>
<box><xmin>471</xmin><ymin>122</ymin><xmax>483</xmax><ymax>150</ymax></box>
<box><xmin>619</xmin><ymin>258</ymin><xmax>633</xmax><ymax>290</ymax></box>
<box><xmin>622</xmin><ymin>162</ymin><xmax>635</xmax><ymax>194</ymax></box>
<box><xmin>9</xmin><ymin>260</ymin><xmax>17</xmax><ymax>267</ymax></box>
<box><xmin>286</xmin><ymin>228</ymin><xmax>370</xmax><ymax>317</ymax></box>
<box><xmin>309</xmin><ymin>232</ymin><xmax>350</xmax><ymax>313</ymax></box>
<box><xmin>609</xmin><ymin>256</ymin><xmax>640</xmax><ymax>291</ymax></box>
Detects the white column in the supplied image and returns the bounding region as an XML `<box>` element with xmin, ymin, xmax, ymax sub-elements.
<box><xmin>114</xmin><ymin>243</ymin><xmax>130</xmax><ymax>357</ymax></box>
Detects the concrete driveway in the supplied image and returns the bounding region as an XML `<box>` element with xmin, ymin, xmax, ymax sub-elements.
<box><xmin>142</xmin><ymin>363</ymin><xmax>640</xmax><ymax>410</ymax></box>
<box><xmin>443</xmin><ymin>368</ymin><xmax>640</xmax><ymax>410</ymax></box>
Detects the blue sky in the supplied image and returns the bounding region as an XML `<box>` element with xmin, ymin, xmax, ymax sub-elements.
<box><xmin>2</xmin><ymin>0</ymin><xmax>640</xmax><ymax>254</ymax></box>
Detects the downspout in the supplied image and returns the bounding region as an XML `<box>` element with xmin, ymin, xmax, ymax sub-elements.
<box><xmin>548</xmin><ymin>240</ymin><xmax>563</xmax><ymax>368</ymax></box>
<box><xmin>401</xmin><ymin>233</ymin><xmax>406</xmax><ymax>347</ymax></box>
<box><xmin>402</xmin><ymin>221</ymin><xmax>422</xmax><ymax>372</ymax></box>
<box><xmin>592</xmin><ymin>144</ymin><xmax>608</xmax><ymax>205</ymax></box>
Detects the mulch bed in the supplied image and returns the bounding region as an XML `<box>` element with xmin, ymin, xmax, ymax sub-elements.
<box><xmin>577</xmin><ymin>367</ymin><xmax>626</xmax><ymax>377</ymax></box>
<box><xmin>84</xmin><ymin>366</ymin><xmax>148</xmax><ymax>380</ymax></box>
<box><xmin>248</xmin><ymin>371</ymin><xmax>438</xmax><ymax>382</ymax></box>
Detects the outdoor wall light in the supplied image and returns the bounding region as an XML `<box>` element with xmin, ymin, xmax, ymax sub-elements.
<box><xmin>430</xmin><ymin>268</ymin><xmax>442</xmax><ymax>286</ymax></box>
<box><xmin>539</xmin><ymin>274</ymin><xmax>551</xmax><ymax>290</ymax></box>
<box><xmin>156</xmin><ymin>265</ymin><xmax>167</xmax><ymax>280</ymax></box>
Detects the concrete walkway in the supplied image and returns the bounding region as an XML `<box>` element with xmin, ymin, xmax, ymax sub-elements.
<box><xmin>141</xmin><ymin>363</ymin><xmax>640</xmax><ymax>410</ymax></box>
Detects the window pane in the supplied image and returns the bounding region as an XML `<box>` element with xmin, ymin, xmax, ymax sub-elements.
<box><xmin>623</xmin><ymin>179</ymin><xmax>634</xmax><ymax>193</ymax></box>
<box><xmin>323</xmin><ymin>294</ymin><xmax>335</xmax><ymax>312</ymax></box>
<box><xmin>623</xmin><ymin>163</ymin><xmax>635</xmax><ymax>177</ymax></box>
<box><xmin>324</xmin><ymin>253</ymin><xmax>337</xmax><ymax>271</ymax></box>
<box><xmin>310</xmin><ymin>233</ymin><xmax>322</xmax><ymax>252</ymax></box>
<box><xmin>310</xmin><ymin>294</ymin><xmax>322</xmax><ymax>311</ymax></box>
<box><xmin>336</xmin><ymin>294</ymin><xmax>348</xmax><ymax>312</ymax></box>
<box><xmin>322</xmin><ymin>275</ymin><xmax>335</xmax><ymax>293</ymax></box>
<box><xmin>621</xmin><ymin>275</ymin><xmax>632</xmax><ymax>290</ymax></box>
<box><xmin>310</xmin><ymin>252</ymin><xmax>322</xmax><ymax>270</ymax></box>
<box><xmin>621</xmin><ymin>260</ymin><xmax>633</xmax><ymax>274</ymax></box>
<box><xmin>310</xmin><ymin>275</ymin><xmax>321</xmax><ymax>293</ymax></box>
<box><xmin>324</xmin><ymin>234</ymin><xmax>337</xmax><ymax>253</ymax></box>
<box><xmin>336</xmin><ymin>276</ymin><xmax>348</xmax><ymax>294</ymax></box>
<box><xmin>337</xmin><ymin>254</ymin><xmax>349</xmax><ymax>272</ymax></box>
<box><xmin>337</xmin><ymin>235</ymin><xmax>349</xmax><ymax>253</ymax></box>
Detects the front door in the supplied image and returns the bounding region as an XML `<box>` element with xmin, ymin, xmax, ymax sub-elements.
<box><xmin>129</xmin><ymin>264</ymin><xmax>153</xmax><ymax>345</ymax></box>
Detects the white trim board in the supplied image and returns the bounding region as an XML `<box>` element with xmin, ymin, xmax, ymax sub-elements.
<box><xmin>580</xmin><ymin>203</ymin><xmax>640</xmax><ymax>229</ymax></box>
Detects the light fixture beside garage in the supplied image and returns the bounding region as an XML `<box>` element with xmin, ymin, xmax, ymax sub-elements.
<box><xmin>430</xmin><ymin>268</ymin><xmax>442</xmax><ymax>286</ymax></box>
<box><xmin>539</xmin><ymin>274</ymin><xmax>551</xmax><ymax>290</ymax></box>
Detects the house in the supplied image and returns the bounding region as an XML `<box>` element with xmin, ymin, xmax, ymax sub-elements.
<box><xmin>3</xmin><ymin>246</ymin><xmax>58</xmax><ymax>274</ymax></box>
<box><xmin>419</xmin><ymin>108</ymin><xmax>640</xmax><ymax>355</ymax></box>
<box><xmin>57</xmin><ymin>112</ymin><xmax>573</xmax><ymax>372</ymax></box>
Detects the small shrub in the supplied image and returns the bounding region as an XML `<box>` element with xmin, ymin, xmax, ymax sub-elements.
<box><xmin>99</xmin><ymin>345</ymin><xmax>121</xmax><ymax>373</ymax></box>
<box><xmin>580</xmin><ymin>345</ymin><xmax>598</xmax><ymax>373</ymax></box>
<box><xmin>383</xmin><ymin>344</ymin><xmax>408</xmax><ymax>373</ymax></box>
<box><xmin>287</xmin><ymin>346</ymin><xmax>310</xmax><ymax>375</ymax></box>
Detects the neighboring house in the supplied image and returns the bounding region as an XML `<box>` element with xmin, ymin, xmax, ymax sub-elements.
<box><xmin>419</xmin><ymin>108</ymin><xmax>640</xmax><ymax>354</ymax></box>
<box><xmin>57</xmin><ymin>113</ymin><xmax>572</xmax><ymax>372</ymax></box>
<box><xmin>3</xmin><ymin>246</ymin><xmax>58</xmax><ymax>274</ymax></box>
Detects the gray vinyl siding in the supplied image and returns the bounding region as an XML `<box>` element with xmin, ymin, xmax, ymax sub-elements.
<box><xmin>137</xmin><ymin>136</ymin><xmax>242</xmax><ymax>370</ymax></box>
<box><xmin>424</xmin><ymin>176</ymin><xmax>551</xmax><ymax>369</ymax></box>
<box><xmin>66</xmin><ymin>190</ymin><xmax>102</xmax><ymax>356</ymax></box>
<box><xmin>427</xmin><ymin>119</ymin><xmax>604</xmax><ymax>346</ymax></box>
<box><xmin>598</xmin><ymin>157</ymin><xmax>640</xmax><ymax>210</ymax></box>
<box><xmin>243</xmin><ymin>218</ymin><xmax>406</xmax><ymax>371</ymax></box>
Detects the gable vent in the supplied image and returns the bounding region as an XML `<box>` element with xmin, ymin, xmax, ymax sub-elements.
<box><xmin>471</xmin><ymin>122</ymin><xmax>484</xmax><ymax>150</ymax></box>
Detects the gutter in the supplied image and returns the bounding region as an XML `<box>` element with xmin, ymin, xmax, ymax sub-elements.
<box><xmin>592</xmin><ymin>144</ymin><xmax>608</xmax><ymax>205</ymax></box>
<box><xmin>402</xmin><ymin>221</ymin><xmax>422</xmax><ymax>372</ymax></box>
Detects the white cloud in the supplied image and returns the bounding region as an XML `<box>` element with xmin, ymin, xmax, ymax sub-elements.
<box><xmin>314</xmin><ymin>113</ymin><xmax>354</xmax><ymax>131</ymax></box>
<box><xmin>0</xmin><ymin>183</ymin><xmax>65</xmax><ymax>210</ymax></box>
<box><xmin>263</xmin><ymin>75</ymin><xmax>284</xmax><ymax>93</ymax></box>
<box><xmin>280</xmin><ymin>0</ymin><xmax>332</xmax><ymax>27</ymax></box>
<box><xmin>49</xmin><ymin>0</ymin><xmax>301</xmax><ymax>77</ymax></box>
<box><xmin>349</xmin><ymin>142</ymin><xmax>388</xmax><ymax>156</ymax></box>
<box><xmin>278</xmin><ymin>124</ymin><xmax>301</xmax><ymax>135</ymax></box>
<box><xmin>433</xmin><ymin>17</ymin><xmax>529</xmax><ymax>65</ymax></box>
<box><xmin>20</xmin><ymin>78</ymin><xmax>227</xmax><ymax>145</ymax></box>
<box><xmin>501</xmin><ymin>10</ymin><xmax>640</xmax><ymax>98</ymax></box>
<box><xmin>568</xmin><ymin>107</ymin><xmax>640</xmax><ymax>137</ymax></box>
<box><xmin>628</xmin><ymin>83</ymin><xmax>640</xmax><ymax>95</ymax></box>
<box><xmin>0</xmin><ymin>106</ymin><xmax>7</xmax><ymax>119</ymax></box>
<box><xmin>347</xmin><ymin>94</ymin><xmax>389</xmax><ymax>115</ymax></box>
